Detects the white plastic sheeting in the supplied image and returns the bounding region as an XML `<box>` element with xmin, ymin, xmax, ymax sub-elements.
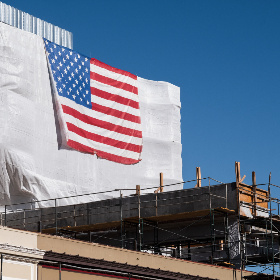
<box><xmin>0</xmin><ymin>22</ymin><xmax>182</xmax><ymax>209</ymax></box>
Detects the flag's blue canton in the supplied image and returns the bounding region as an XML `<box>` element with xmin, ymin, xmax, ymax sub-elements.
<box><xmin>44</xmin><ymin>39</ymin><xmax>92</xmax><ymax>109</ymax></box>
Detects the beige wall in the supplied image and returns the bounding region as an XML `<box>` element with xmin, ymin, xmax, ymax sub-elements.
<box><xmin>38</xmin><ymin>266</ymin><xmax>124</xmax><ymax>280</ymax></box>
<box><xmin>37</xmin><ymin>233</ymin><xmax>252</xmax><ymax>280</ymax></box>
<box><xmin>0</xmin><ymin>227</ymin><xmax>39</xmax><ymax>280</ymax></box>
<box><xmin>0</xmin><ymin>227</ymin><xmax>37</xmax><ymax>250</ymax></box>
<box><xmin>0</xmin><ymin>226</ymin><xmax>253</xmax><ymax>280</ymax></box>
<box><xmin>2</xmin><ymin>258</ymin><xmax>37</xmax><ymax>280</ymax></box>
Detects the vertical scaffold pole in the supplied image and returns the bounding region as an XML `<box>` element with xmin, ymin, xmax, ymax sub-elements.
<box><xmin>120</xmin><ymin>190</ymin><xmax>124</xmax><ymax>248</ymax></box>
<box><xmin>225</xmin><ymin>184</ymin><xmax>228</xmax><ymax>209</ymax></box>
<box><xmin>208</xmin><ymin>182</ymin><xmax>213</xmax><ymax>264</ymax></box>
<box><xmin>268</xmin><ymin>172</ymin><xmax>275</xmax><ymax>278</ymax></box>
<box><xmin>0</xmin><ymin>254</ymin><xmax>3</xmax><ymax>280</ymax></box>
<box><xmin>208</xmin><ymin>181</ymin><xmax>211</xmax><ymax>212</ymax></box>
<box><xmin>59</xmin><ymin>262</ymin><xmax>61</xmax><ymax>280</ymax></box>
<box><xmin>154</xmin><ymin>221</ymin><xmax>159</xmax><ymax>254</ymax></box>
<box><xmin>235</xmin><ymin>162</ymin><xmax>243</xmax><ymax>277</ymax></box>
<box><xmin>252</xmin><ymin>171</ymin><xmax>257</xmax><ymax>217</ymax></box>
<box><xmin>266</xmin><ymin>219</ymin><xmax>268</xmax><ymax>260</ymax></box>
<box><xmin>55</xmin><ymin>198</ymin><xmax>57</xmax><ymax>236</ymax></box>
<box><xmin>137</xmin><ymin>186</ymin><xmax>142</xmax><ymax>251</ymax></box>
<box><xmin>211</xmin><ymin>209</ymin><xmax>215</xmax><ymax>264</ymax></box>
<box><xmin>4</xmin><ymin>206</ymin><xmax>6</xmax><ymax>227</ymax></box>
<box><xmin>225</xmin><ymin>212</ymin><xmax>229</xmax><ymax>261</ymax></box>
<box><xmin>279</xmin><ymin>229</ymin><xmax>280</xmax><ymax>277</ymax></box>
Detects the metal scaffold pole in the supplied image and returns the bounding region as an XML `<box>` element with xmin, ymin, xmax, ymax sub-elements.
<box><xmin>268</xmin><ymin>172</ymin><xmax>275</xmax><ymax>278</ymax></box>
<box><xmin>59</xmin><ymin>262</ymin><xmax>62</xmax><ymax>280</ymax></box>
<box><xmin>208</xmin><ymin>182</ymin><xmax>214</xmax><ymax>264</ymax></box>
<box><xmin>0</xmin><ymin>254</ymin><xmax>3</xmax><ymax>280</ymax></box>
<box><xmin>120</xmin><ymin>190</ymin><xmax>123</xmax><ymax>248</ymax></box>
<box><xmin>55</xmin><ymin>198</ymin><xmax>57</xmax><ymax>236</ymax></box>
<box><xmin>137</xmin><ymin>185</ymin><xmax>142</xmax><ymax>251</ymax></box>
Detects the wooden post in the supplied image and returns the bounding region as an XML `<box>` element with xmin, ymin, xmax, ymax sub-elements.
<box><xmin>195</xmin><ymin>167</ymin><xmax>201</xmax><ymax>188</ymax></box>
<box><xmin>136</xmin><ymin>185</ymin><xmax>140</xmax><ymax>195</ymax></box>
<box><xmin>154</xmin><ymin>173</ymin><xmax>164</xmax><ymax>193</ymax></box>
<box><xmin>235</xmin><ymin>161</ymin><xmax>241</xmax><ymax>216</ymax></box>
<box><xmin>160</xmin><ymin>172</ymin><xmax>163</xmax><ymax>193</ymax></box>
<box><xmin>235</xmin><ymin>161</ymin><xmax>241</xmax><ymax>186</ymax></box>
<box><xmin>252</xmin><ymin>171</ymin><xmax>257</xmax><ymax>217</ymax></box>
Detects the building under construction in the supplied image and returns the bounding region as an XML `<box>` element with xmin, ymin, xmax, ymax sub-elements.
<box><xmin>0</xmin><ymin>2</ymin><xmax>279</xmax><ymax>280</ymax></box>
<box><xmin>1</xmin><ymin>162</ymin><xmax>280</xmax><ymax>280</ymax></box>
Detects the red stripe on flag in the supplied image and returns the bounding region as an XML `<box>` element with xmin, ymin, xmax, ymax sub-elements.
<box><xmin>67</xmin><ymin>139</ymin><xmax>141</xmax><ymax>165</ymax></box>
<box><xmin>91</xmin><ymin>103</ymin><xmax>141</xmax><ymax>124</ymax></box>
<box><xmin>90</xmin><ymin>72</ymin><xmax>138</xmax><ymax>94</ymax></box>
<box><xmin>62</xmin><ymin>105</ymin><xmax>142</xmax><ymax>138</ymax></box>
<box><xmin>91</xmin><ymin>87</ymin><xmax>139</xmax><ymax>109</ymax></box>
<box><xmin>67</xmin><ymin>122</ymin><xmax>142</xmax><ymax>153</ymax></box>
<box><xmin>90</xmin><ymin>59</ymin><xmax>137</xmax><ymax>80</ymax></box>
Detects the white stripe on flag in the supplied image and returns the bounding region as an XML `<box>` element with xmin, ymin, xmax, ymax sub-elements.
<box><xmin>91</xmin><ymin>95</ymin><xmax>140</xmax><ymax>117</ymax></box>
<box><xmin>60</xmin><ymin>96</ymin><xmax>142</xmax><ymax>131</ymax></box>
<box><xmin>90</xmin><ymin>64</ymin><xmax>137</xmax><ymax>87</ymax></box>
<box><xmin>64</xmin><ymin>114</ymin><xmax>142</xmax><ymax>146</ymax></box>
<box><xmin>90</xmin><ymin>80</ymin><xmax>139</xmax><ymax>103</ymax></box>
<box><xmin>68</xmin><ymin>130</ymin><xmax>140</xmax><ymax>160</ymax></box>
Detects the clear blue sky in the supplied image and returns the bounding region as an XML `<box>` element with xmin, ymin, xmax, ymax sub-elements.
<box><xmin>3</xmin><ymin>0</ymin><xmax>280</xmax><ymax>188</ymax></box>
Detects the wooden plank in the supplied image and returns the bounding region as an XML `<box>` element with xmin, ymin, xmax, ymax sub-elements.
<box><xmin>214</xmin><ymin>207</ymin><xmax>235</xmax><ymax>214</ymax></box>
<box><xmin>238</xmin><ymin>171</ymin><xmax>269</xmax><ymax>216</ymax></box>
<box><xmin>42</xmin><ymin>220</ymin><xmax>122</xmax><ymax>234</ymax></box>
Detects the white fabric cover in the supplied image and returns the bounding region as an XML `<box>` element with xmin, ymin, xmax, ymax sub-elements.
<box><xmin>0</xmin><ymin>22</ymin><xmax>182</xmax><ymax>208</ymax></box>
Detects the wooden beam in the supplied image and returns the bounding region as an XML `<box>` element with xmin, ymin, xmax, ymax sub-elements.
<box><xmin>240</xmin><ymin>175</ymin><xmax>246</xmax><ymax>183</ymax></box>
<box><xmin>196</xmin><ymin>167</ymin><xmax>201</xmax><ymax>188</ymax></box>
<box><xmin>136</xmin><ymin>185</ymin><xmax>140</xmax><ymax>195</ymax></box>
<box><xmin>235</xmin><ymin>161</ymin><xmax>241</xmax><ymax>185</ymax></box>
<box><xmin>160</xmin><ymin>172</ymin><xmax>163</xmax><ymax>193</ymax></box>
<box><xmin>235</xmin><ymin>161</ymin><xmax>241</xmax><ymax>215</ymax></box>
<box><xmin>154</xmin><ymin>173</ymin><xmax>164</xmax><ymax>193</ymax></box>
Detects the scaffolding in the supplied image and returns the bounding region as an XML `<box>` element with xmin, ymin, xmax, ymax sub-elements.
<box><xmin>1</xmin><ymin>162</ymin><xmax>280</xmax><ymax>279</ymax></box>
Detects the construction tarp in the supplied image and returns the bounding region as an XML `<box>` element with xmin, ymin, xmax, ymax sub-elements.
<box><xmin>0</xmin><ymin>22</ymin><xmax>182</xmax><ymax>209</ymax></box>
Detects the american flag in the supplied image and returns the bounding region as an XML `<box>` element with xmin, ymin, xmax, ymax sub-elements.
<box><xmin>44</xmin><ymin>39</ymin><xmax>142</xmax><ymax>164</ymax></box>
